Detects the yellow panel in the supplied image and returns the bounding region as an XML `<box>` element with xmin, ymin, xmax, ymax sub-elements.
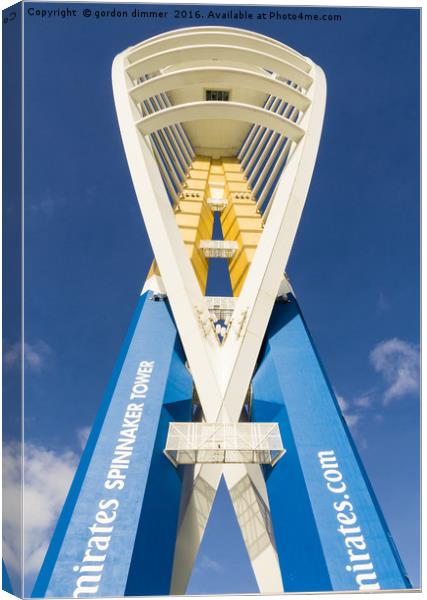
<box><xmin>184</xmin><ymin>178</ymin><xmax>208</xmax><ymax>191</ymax></box>
<box><xmin>178</xmin><ymin>212</ymin><xmax>212</xmax><ymax>240</ymax></box>
<box><xmin>186</xmin><ymin>244</ymin><xmax>209</xmax><ymax>286</ymax></box>
<box><xmin>179</xmin><ymin>227</ymin><xmax>200</xmax><ymax>244</ymax></box>
<box><xmin>231</xmin><ymin>205</ymin><xmax>259</xmax><ymax>217</ymax></box>
<box><xmin>222</xmin><ymin>210</ymin><xmax>262</xmax><ymax>233</ymax></box>
<box><xmin>178</xmin><ymin>200</ymin><xmax>205</xmax><ymax>214</ymax></box>
<box><xmin>222</xmin><ymin>217</ymin><xmax>262</xmax><ymax>240</ymax></box>
<box><xmin>175</xmin><ymin>213</ymin><xmax>203</xmax><ymax>229</ymax></box>
<box><xmin>144</xmin><ymin>154</ymin><xmax>264</xmax><ymax>297</ymax></box>
<box><xmin>222</xmin><ymin>163</ymin><xmax>243</xmax><ymax>173</ymax></box>
<box><xmin>143</xmin><ymin>155</ymin><xmax>215</xmax><ymax>293</ymax></box>
<box><xmin>176</xmin><ymin>208</ymin><xmax>213</xmax><ymax>233</ymax></box>
<box><xmin>235</xmin><ymin>218</ymin><xmax>263</xmax><ymax>232</ymax></box>
<box><xmin>221</xmin><ymin>200</ymin><xmax>256</xmax><ymax>221</ymax></box>
<box><xmin>220</xmin><ymin>157</ymin><xmax>264</xmax><ymax>296</ymax></box>
<box><xmin>147</xmin><ymin>260</ymin><xmax>160</xmax><ymax>278</ymax></box>
<box><xmin>238</xmin><ymin>230</ymin><xmax>262</xmax><ymax>246</ymax></box>
<box><xmin>208</xmin><ymin>185</ymin><xmax>227</xmax><ymax>199</ymax></box>
<box><xmin>208</xmin><ymin>174</ymin><xmax>227</xmax><ymax>184</ymax></box>
<box><xmin>179</xmin><ymin>219</ymin><xmax>213</xmax><ymax>243</ymax></box>
<box><xmin>233</xmin><ymin>271</ymin><xmax>249</xmax><ymax>296</ymax></box>
<box><xmin>229</xmin><ymin>246</ymin><xmax>257</xmax><ymax>273</ymax></box>
<box><xmin>229</xmin><ymin>254</ymin><xmax>250</xmax><ymax>285</ymax></box>
<box><xmin>227</xmin><ymin>181</ymin><xmax>252</xmax><ymax>193</ymax></box>
<box><xmin>191</xmin><ymin>158</ymin><xmax>211</xmax><ymax>171</ymax></box>
<box><xmin>188</xmin><ymin>169</ymin><xmax>210</xmax><ymax>180</ymax></box>
<box><xmin>226</xmin><ymin>205</ymin><xmax>256</xmax><ymax>217</ymax></box>
<box><xmin>225</xmin><ymin>172</ymin><xmax>248</xmax><ymax>182</ymax></box>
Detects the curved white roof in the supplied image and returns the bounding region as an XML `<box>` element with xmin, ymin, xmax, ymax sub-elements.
<box><xmin>114</xmin><ymin>26</ymin><xmax>316</xmax><ymax>157</ymax></box>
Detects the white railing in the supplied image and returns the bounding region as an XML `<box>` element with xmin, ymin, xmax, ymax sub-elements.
<box><xmin>199</xmin><ymin>240</ymin><xmax>238</xmax><ymax>259</ymax></box>
<box><xmin>205</xmin><ymin>296</ymin><xmax>237</xmax><ymax>321</ymax></box>
<box><xmin>164</xmin><ymin>422</ymin><xmax>285</xmax><ymax>466</ymax></box>
<box><xmin>207</xmin><ymin>197</ymin><xmax>228</xmax><ymax>212</ymax></box>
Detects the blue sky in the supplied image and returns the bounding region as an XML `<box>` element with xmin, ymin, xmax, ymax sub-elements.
<box><xmin>7</xmin><ymin>3</ymin><xmax>420</xmax><ymax>595</ymax></box>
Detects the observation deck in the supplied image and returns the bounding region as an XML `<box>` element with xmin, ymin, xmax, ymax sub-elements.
<box><xmin>164</xmin><ymin>422</ymin><xmax>285</xmax><ymax>467</ymax></box>
<box><xmin>199</xmin><ymin>239</ymin><xmax>238</xmax><ymax>259</ymax></box>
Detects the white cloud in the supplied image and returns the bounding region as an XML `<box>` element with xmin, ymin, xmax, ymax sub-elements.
<box><xmin>336</xmin><ymin>393</ymin><xmax>360</xmax><ymax>430</ymax></box>
<box><xmin>344</xmin><ymin>413</ymin><xmax>361</xmax><ymax>428</ymax></box>
<box><xmin>334</xmin><ymin>338</ymin><xmax>419</xmax><ymax>440</ymax></box>
<box><xmin>200</xmin><ymin>555</ymin><xmax>223</xmax><ymax>573</ymax></box>
<box><xmin>370</xmin><ymin>338</ymin><xmax>420</xmax><ymax>404</ymax></box>
<box><xmin>77</xmin><ymin>427</ymin><xmax>91</xmax><ymax>451</ymax></box>
<box><xmin>353</xmin><ymin>394</ymin><xmax>373</xmax><ymax>408</ymax></box>
<box><xmin>28</xmin><ymin>191</ymin><xmax>67</xmax><ymax>216</ymax></box>
<box><xmin>2</xmin><ymin>443</ymin><xmax>23</xmax><ymax>584</ymax></box>
<box><xmin>2</xmin><ymin>441</ymin><xmax>78</xmax><ymax>588</ymax></box>
<box><xmin>336</xmin><ymin>394</ymin><xmax>348</xmax><ymax>412</ymax></box>
<box><xmin>4</xmin><ymin>341</ymin><xmax>52</xmax><ymax>373</ymax></box>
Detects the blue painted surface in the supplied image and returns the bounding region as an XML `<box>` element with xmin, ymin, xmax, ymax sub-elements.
<box><xmin>3</xmin><ymin>5</ymin><xmax>22</xmax><ymax>598</ymax></box>
<box><xmin>2</xmin><ymin>0</ymin><xmax>23</xmax><ymax>446</ymax></box>
<box><xmin>253</xmin><ymin>295</ymin><xmax>411</xmax><ymax>592</ymax></box>
<box><xmin>125</xmin><ymin>341</ymin><xmax>193</xmax><ymax>595</ymax></box>
<box><xmin>32</xmin><ymin>293</ymin><xmax>191</xmax><ymax>597</ymax></box>
<box><xmin>3</xmin><ymin>560</ymin><xmax>14</xmax><ymax>595</ymax></box>
<box><xmin>253</xmin><ymin>366</ymin><xmax>331</xmax><ymax>592</ymax></box>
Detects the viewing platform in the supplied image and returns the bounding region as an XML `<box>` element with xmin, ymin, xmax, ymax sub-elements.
<box><xmin>207</xmin><ymin>197</ymin><xmax>228</xmax><ymax>212</ymax></box>
<box><xmin>164</xmin><ymin>422</ymin><xmax>285</xmax><ymax>467</ymax></box>
<box><xmin>205</xmin><ymin>296</ymin><xmax>236</xmax><ymax>321</ymax></box>
<box><xmin>199</xmin><ymin>239</ymin><xmax>238</xmax><ymax>259</ymax></box>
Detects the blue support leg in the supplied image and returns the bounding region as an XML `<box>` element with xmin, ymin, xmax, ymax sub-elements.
<box><xmin>32</xmin><ymin>292</ymin><xmax>192</xmax><ymax>598</ymax></box>
<box><xmin>252</xmin><ymin>295</ymin><xmax>411</xmax><ymax>592</ymax></box>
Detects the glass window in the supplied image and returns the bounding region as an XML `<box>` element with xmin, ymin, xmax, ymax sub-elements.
<box><xmin>205</xmin><ymin>90</ymin><xmax>230</xmax><ymax>101</ymax></box>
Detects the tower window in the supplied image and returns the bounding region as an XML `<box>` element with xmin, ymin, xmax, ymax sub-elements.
<box><xmin>206</xmin><ymin>90</ymin><xmax>230</xmax><ymax>101</ymax></box>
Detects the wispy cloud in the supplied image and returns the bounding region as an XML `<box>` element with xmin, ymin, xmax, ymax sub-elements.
<box><xmin>3</xmin><ymin>441</ymin><xmax>78</xmax><ymax>590</ymax></box>
<box><xmin>2</xmin><ymin>443</ymin><xmax>23</xmax><ymax>591</ymax></box>
<box><xmin>27</xmin><ymin>190</ymin><xmax>67</xmax><ymax>216</ymax></box>
<box><xmin>335</xmin><ymin>337</ymin><xmax>419</xmax><ymax>438</ymax></box>
<box><xmin>376</xmin><ymin>292</ymin><xmax>390</xmax><ymax>314</ymax></box>
<box><xmin>343</xmin><ymin>413</ymin><xmax>361</xmax><ymax>428</ymax></box>
<box><xmin>4</xmin><ymin>341</ymin><xmax>52</xmax><ymax>373</ymax></box>
<box><xmin>336</xmin><ymin>394</ymin><xmax>348</xmax><ymax>412</ymax></box>
<box><xmin>27</xmin><ymin>186</ymin><xmax>97</xmax><ymax>217</ymax></box>
<box><xmin>370</xmin><ymin>338</ymin><xmax>420</xmax><ymax>405</ymax></box>
<box><xmin>77</xmin><ymin>426</ymin><xmax>91</xmax><ymax>451</ymax></box>
<box><xmin>200</xmin><ymin>555</ymin><xmax>223</xmax><ymax>573</ymax></box>
<box><xmin>353</xmin><ymin>394</ymin><xmax>373</xmax><ymax>409</ymax></box>
<box><xmin>336</xmin><ymin>394</ymin><xmax>361</xmax><ymax>430</ymax></box>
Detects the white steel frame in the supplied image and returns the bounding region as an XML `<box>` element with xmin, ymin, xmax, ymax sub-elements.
<box><xmin>164</xmin><ymin>422</ymin><xmax>285</xmax><ymax>467</ymax></box>
<box><xmin>113</xmin><ymin>25</ymin><xmax>326</xmax><ymax>594</ymax></box>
